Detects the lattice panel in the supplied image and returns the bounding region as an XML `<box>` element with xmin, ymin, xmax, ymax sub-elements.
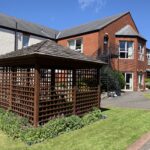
<box><xmin>76</xmin><ymin>69</ymin><xmax>99</xmax><ymax>115</ymax></box>
<box><xmin>0</xmin><ymin>67</ymin><xmax>11</xmax><ymax>109</ymax></box>
<box><xmin>76</xmin><ymin>69</ymin><xmax>98</xmax><ymax>91</ymax></box>
<box><xmin>76</xmin><ymin>87</ymin><xmax>98</xmax><ymax>115</ymax></box>
<box><xmin>11</xmin><ymin>68</ymin><xmax>34</xmax><ymax>123</ymax></box>
<box><xmin>39</xmin><ymin>69</ymin><xmax>74</xmax><ymax>124</ymax></box>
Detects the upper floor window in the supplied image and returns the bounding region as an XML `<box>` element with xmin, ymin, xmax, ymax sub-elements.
<box><xmin>104</xmin><ymin>34</ymin><xmax>109</xmax><ymax>45</ymax></box>
<box><xmin>119</xmin><ymin>41</ymin><xmax>134</xmax><ymax>59</ymax></box>
<box><xmin>68</xmin><ymin>39</ymin><xmax>83</xmax><ymax>53</ymax></box>
<box><xmin>23</xmin><ymin>34</ymin><xmax>30</xmax><ymax>48</ymax></box>
<box><xmin>147</xmin><ymin>50</ymin><xmax>150</xmax><ymax>65</ymax></box>
<box><xmin>138</xmin><ymin>43</ymin><xmax>144</xmax><ymax>61</ymax></box>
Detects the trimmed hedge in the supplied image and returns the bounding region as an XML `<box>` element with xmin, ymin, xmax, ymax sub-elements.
<box><xmin>0</xmin><ymin>108</ymin><xmax>102</xmax><ymax>145</ymax></box>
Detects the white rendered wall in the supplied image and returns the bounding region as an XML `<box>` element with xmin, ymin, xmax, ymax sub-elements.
<box><xmin>0</xmin><ymin>27</ymin><xmax>47</xmax><ymax>54</ymax></box>
<box><xmin>17</xmin><ymin>33</ymin><xmax>46</xmax><ymax>50</ymax></box>
<box><xmin>29</xmin><ymin>35</ymin><xmax>45</xmax><ymax>46</ymax></box>
<box><xmin>0</xmin><ymin>28</ymin><xmax>15</xmax><ymax>55</ymax></box>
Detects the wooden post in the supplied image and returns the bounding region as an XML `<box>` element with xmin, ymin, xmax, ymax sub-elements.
<box><xmin>73</xmin><ymin>69</ymin><xmax>77</xmax><ymax>115</ymax></box>
<box><xmin>34</xmin><ymin>65</ymin><xmax>40</xmax><ymax>127</ymax></box>
<box><xmin>9</xmin><ymin>67</ymin><xmax>13</xmax><ymax>110</ymax></box>
<box><xmin>97</xmin><ymin>68</ymin><xmax>101</xmax><ymax>109</ymax></box>
<box><xmin>51</xmin><ymin>69</ymin><xmax>55</xmax><ymax>92</ymax></box>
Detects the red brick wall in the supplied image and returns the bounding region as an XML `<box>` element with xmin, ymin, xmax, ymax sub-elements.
<box><xmin>58</xmin><ymin>32</ymin><xmax>99</xmax><ymax>57</ymax></box>
<box><xmin>57</xmin><ymin>13</ymin><xmax>146</xmax><ymax>91</ymax></box>
<box><xmin>57</xmin><ymin>13</ymin><xmax>138</xmax><ymax>57</ymax></box>
<box><xmin>98</xmin><ymin>13</ymin><xmax>138</xmax><ymax>53</ymax></box>
<box><xmin>112</xmin><ymin>37</ymin><xmax>146</xmax><ymax>91</ymax></box>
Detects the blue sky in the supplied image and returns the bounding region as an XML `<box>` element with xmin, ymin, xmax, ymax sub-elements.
<box><xmin>0</xmin><ymin>0</ymin><xmax>150</xmax><ymax>47</ymax></box>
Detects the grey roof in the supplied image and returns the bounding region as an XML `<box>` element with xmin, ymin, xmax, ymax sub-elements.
<box><xmin>0</xmin><ymin>12</ymin><xmax>146</xmax><ymax>41</ymax></box>
<box><xmin>57</xmin><ymin>12</ymin><xmax>129</xmax><ymax>39</ymax></box>
<box><xmin>0</xmin><ymin>13</ymin><xmax>59</xmax><ymax>39</ymax></box>
<box><xmin>147</xmin><ymin>48</ymin><xmax>150</xmax><ymax>51</ymax></box>
<box><xmin>115</xmin><ymin>25</ymin><xmax>146</xmax><ymax>40</ymax></box>
<box><xmin>0</xmin><ymin>40</ymin><xmax>105</xmax><ymax>65</ymax></box>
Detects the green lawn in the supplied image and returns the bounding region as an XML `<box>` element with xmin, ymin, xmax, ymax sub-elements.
<box><xmin>1</xmin><ymin>108</ymin><xmax>150</xmax><ymax>150</ymax></box>
<box><xmin>144</xmin><ymin>93</ymin><xmax>150</xmax><ymax>99</ymax></box>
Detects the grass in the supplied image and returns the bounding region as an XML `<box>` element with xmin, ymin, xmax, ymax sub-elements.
<box><xmin>1</xmin><ymin>108</ymin><xmax>150</xmax><ymax>150</ymax></box>
<box><xmin>144</xmin><ymin>93</ymin><xmax>150</xmax><ymax>99</ymax></box>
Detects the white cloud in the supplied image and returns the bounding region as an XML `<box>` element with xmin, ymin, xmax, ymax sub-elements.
<box><xmin>78</xmin><ymin>0</ymin><xmax>106</xmax><ymax>12</ymax></box>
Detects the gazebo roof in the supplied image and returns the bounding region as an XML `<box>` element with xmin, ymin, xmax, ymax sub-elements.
<box><xmin>0</xmin><ymin>40</ymin><xmax>106</xmax><ymax>67</ymax></box>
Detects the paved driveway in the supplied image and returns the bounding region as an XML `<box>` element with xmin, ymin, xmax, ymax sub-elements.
<box><xmin>101</xmin><ymin>90</ymin><xmax>150</xmax><ymax>109</ymax></box>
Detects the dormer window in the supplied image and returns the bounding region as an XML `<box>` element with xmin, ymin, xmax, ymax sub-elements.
<box><xmin>68</xmin><ymin>39</ymin><xmax>83</xmax><ymax>53</ymax></box>
<box><xmin>23</xmin><ymin>34</ymin><xmax>30</xmax><ymax>48</ymax></box>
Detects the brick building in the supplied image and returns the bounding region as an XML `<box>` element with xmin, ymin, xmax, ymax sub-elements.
<box><xmin>57</xmin><ymin>12</ymin><xmax>147</xmax><ymax>91</ymax></box>
<box><xmin>0</xmin><ymin>12</ymin><xmax>148</xmax><ymax>91</ymax></box>
<box><xmin>146</xmin><ymin>48</ymin><xmax>150</xmax><ymax>78</ymax></box>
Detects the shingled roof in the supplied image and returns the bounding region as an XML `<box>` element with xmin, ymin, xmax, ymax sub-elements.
<box><xmin>56</xmin><ymin>12</ymin><xmax>129</xmax><ymax>39</ymax></box>
<box><xmin>0</xmin><ymin>40</ymin><xmax>105</xmax><ymax>65</ymax></box>
<box><xmin>115</xmin><ymin>25</ymin><xmax>146</xmax><ymax>40</ymax></box>
<box><xmin>0</xmin><ymin>13</ymin><xmax>59</xmax><ymax>39</ymax></box>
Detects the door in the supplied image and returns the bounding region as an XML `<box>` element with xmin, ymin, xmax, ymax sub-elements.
<box><xmin>123</xmin><ymin>73</ymin><xmax>133</xmax><ymax>91</ymax></box>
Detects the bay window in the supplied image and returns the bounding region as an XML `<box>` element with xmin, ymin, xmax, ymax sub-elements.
<box><xmin>68</xmin><ymin>39</ymin><xmax>83</xmax><ymax>53</ymax></box>
<box><xmin>138</xmin><ymin>43</ymin><xmax>144</xmax><ymax>61</ymax></box>
<box><xmin>147</xmin><ymin>50</ymin><xmax>150</xmax><ymax>65</ymax></box>
<box><xmin>119</xmin><ymin>41</ymin><xmax>134</xmax><ymax>59</ymax></box>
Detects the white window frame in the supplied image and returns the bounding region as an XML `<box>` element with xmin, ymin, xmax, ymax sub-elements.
<box><xmin>68</xmin><ymin>38</ymin><xmax>83</xmax><ymax>53</ymax></box>
<box><xmin>138</xmin><ymin>43</ymin><xmax>144</xmax><ymax>61</ymax></box>
<box><xmin>147</xmin><ymin>51</ymin><xmax>150</xmax><ymax>65</ymax></box>
<box><xmin>138</xmin><ymin>72</ymin><xmax>144</xmax><ymax>89</ymax></box>
<box><xmin>119</xmin><ymin>41</ymin><xmax>134</xmax><ymax>59</ymax></box>
<box><xmin>122</xmin><ymin>72</ymin><xmax>133</xmax><ymax>91</ymax></box>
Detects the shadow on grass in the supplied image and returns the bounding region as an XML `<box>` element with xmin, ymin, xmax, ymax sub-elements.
<box><xmin>100</xmin><ymin>107</ymin><xmax>110</xmax><ymax>112</ymax></box>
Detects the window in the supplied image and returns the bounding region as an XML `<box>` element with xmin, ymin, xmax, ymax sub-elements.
<box><xmin>23</xmin><ymin>34</ymin><xmax>30</xmax><ymax>48</ymax></box>
<box><xmin>147</xmin><ymin>50</ymin><xmax>150</xmax><ymax>65</ymax></box>
<box><xmin>138</xmin><ymin>73</ymin><xmax>143</xmax><ymax>89</ymax></box>
<box><xmin>68</xmin><ymin>39</ymin><xmax>83</xmax><ymax>53</ymax></box>
<box><xmin>138</xmin><ymin>43</ymin><xmax>144</xmax><ymax>61</ymax></box>
<box><xmin>104</xmin><ymin>34</ymin><xmax>109</xmax><ymax>45</ymax></box>
<box><xmin>119</xmin><ymin>41</ymin><xmax>134</xmax><ymax>59</ymax></box>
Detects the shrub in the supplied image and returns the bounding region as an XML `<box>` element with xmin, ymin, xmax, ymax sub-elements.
<box><xmin>82</xmin><ymin>108</ymin><xmax>102</xmax><ymax>125</ymax></box>
<box><xmin>145</xmin><ymin>78</ymin><xmax>150</xmax><ymax>89</ymax></box>
<box><xmin>0</xmin><ymin>109</ymin><xmax>30</xmax><ymax>139</ymax></box>
<box><xmin>100</xmin><ymin>66</ymin><xmax>125</xmax><ymax>93</ymax></box>
<box><xmin>113</xmin><ymin>71</ymin><xmax>125</xmax><ymax>89</ymax></box>
<box><xmin>0</xmin><ymin>108</ymin><xmax>102</xmax><ymax>145</ymax></box>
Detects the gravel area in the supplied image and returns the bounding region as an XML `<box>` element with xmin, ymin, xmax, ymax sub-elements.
<box><xmin>101</xmin><ymin>90</ymin><xmax>150</xmax><ymax>109</ymax></box>
<box><xmin>140</xmin><ymin>140</ymin><xmax>150</xmax><ymax>150</ymax></box>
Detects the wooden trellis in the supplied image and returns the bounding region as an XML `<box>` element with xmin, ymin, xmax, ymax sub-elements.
<box><xmin>0</xmin><ymin>40</ymin><xmax>104</xmax><ymax>127</ymax></box>
<box><xmin>0</xmin><ymin>66</ymin><xmax>101</xmax><ymax>126</ymax></box>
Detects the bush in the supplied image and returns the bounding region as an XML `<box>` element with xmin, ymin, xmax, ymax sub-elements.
<box><xmin>82</xmin><ymin>108</ymin><xmax>102</xmax><ymax>125</ymax></box>
<box><xmin>145</xmin><ymin>78</ymin><xmax>150</xmax><ymax>89</ymax></box>
<box><xmin>0</xmin><ymin>109</ymin><xmax>30</xmax><ymax>139</ymax></box>
<box><xmin>101</xmin><ymin>66</ymin><xmax>125</xmax><ymax>93</ymax></box>
<box><xmin>113</xmin><ymin>71</ymin><xmax>125</xmax><ymax>89</ymax></box>
<box><xmin>0</xmin><ymin>108</ymin><xmax>102</xmax><ymax>145</ymax></box>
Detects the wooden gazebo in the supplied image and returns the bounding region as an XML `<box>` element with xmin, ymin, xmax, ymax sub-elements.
<box><xmin>0</xmin><ymin>40</ymin><xmax>105</xmax><ymax>127</ymax></box>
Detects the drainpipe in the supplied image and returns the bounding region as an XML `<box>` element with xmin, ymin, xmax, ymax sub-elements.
<box><xmin>14</xmin><ymin>22</ymin><xmax>18</xmax><ymax>51</ymax></box>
